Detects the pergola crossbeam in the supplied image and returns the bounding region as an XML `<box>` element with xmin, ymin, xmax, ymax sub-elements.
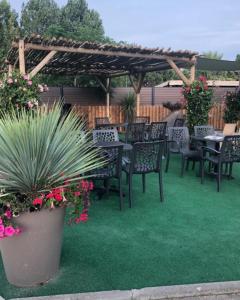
<box><xmin>166</xmin><ymin>58</ymin><xmax>191</xmax><ymax>86</ymax></box>
<box><xmin>29</xmin><ymin>50</ymin><xmax>57</xmax><ymax>78</ymax></box>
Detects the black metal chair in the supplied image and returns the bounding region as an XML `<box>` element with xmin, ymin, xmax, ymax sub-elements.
<box><xmin>125</xmin><ymin>123</ymin><xmax>146</xmax><ymax>144</ymax></box>
<box><xmin>123</xmin><ymin>141</ymin><xmax>165</xmax><ymax>207</ymax></box>
<box><xmin>95</xmin><ymin>117</ymin><xmax>110</xmax><ymax>128</ymax></box>
<box><xmin>91</xmin><ymin>144</ymin><xmax>124</xmax><ymax>210</ymax></box>
<box><xmin>93</xmin><ymin>129</ymin><xmax>119</xmax><ymax>142</ymax></box>
<box><xmin>194</xmin><ymin>125</ymin><xmax>215</xmax><ymax>138</ymax></box>
<box><xmin>201</xmin><ymin>135</ymin><xmax>240</xmax><ymax>192</ymax></box>
<box><xmin>134</xmin><ymin>116</ymin><xmax>150</xmax><ymax>124</ymax></box>
<box><xmin>165</xmin><ymin>127</ymin><xmax>202</xmax><ymax>176</ymax></box>
<box><xmin>173</xmin><ymin>118</ymin><xmax>185</xmax><ymax>127</ymax></box>
<box><xmin>147</xmin><ymin>121</ymin><xmax>167</xmax><ymax>141</ymax></box>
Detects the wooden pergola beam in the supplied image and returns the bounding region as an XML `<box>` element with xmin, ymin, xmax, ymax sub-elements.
<box><xmin>29</xmin><ymin>50</ymin><xmax>57</xmax><ymax>78</ymax></box>
<box><xmin>11</xmin><ymin>42</ymin><xmax>193</xmax><ymax>64</ymax></box>
<box><xmin>166</xmin><ymin>58</ymin><xmax>191</xmax><ymax>86</ymax></box>
<box><xmin>19</xmin><ymin>40</ymin><xmax>25</xmax><ymax>75</ymax></box>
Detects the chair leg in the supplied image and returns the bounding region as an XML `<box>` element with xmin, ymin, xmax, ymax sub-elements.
<box><xmin>224</xmin><ymin>163</ymin><xmax>228</xmax><ymax>175</ymax></box>
<box><xmin>229</xmin><ymin>162</ymin><xmax>233</xmax><ymax>179</ymax></box>
<box><xmin>142</xmin><ymin>173</ymin><xmax>146</xmax><ymax>193</ymax></box>
<box><xmin>186</xmin><ymin>159</ymin><xmax>189</xmax><ymax>171</ymax></box>
<box><xmin>217</xmin><ymin>163</ymin><xmax>221</xmax><ymax>192</ymax></box>
<box><xmin>181</xmin><ymin>155</ymin><xmax>185</xmax><ymax>177</ymax></box>
<box><xmin>128</xmin><ymin>173</ymin><xmax>133</xmax><ymax>208</ymax></box>
<box><xmin>118</xmin><ymin>177</ymin><xmax>123</xmax><ymax>210</ymax></box>
<box><xmin>158</xmin><ymin>170</ymin><xmax>164</xmax><ymax>202</ymax></box>
<box><xmin>165</xmin><ymin>151</ymin><xmax>170</xmax><ymax>173</ymax></box>
<box><xmin>201</xmin><ymin>159</ymin><xmax>205</xmax><ymax>184</ymax></box>
<box><xmin>192</xmin><ymin>161</ymin><xmax>195</xmax><ymax>170</ymax></box>
<box><xmin>104</xmin><ymin>179</ymin><xmax>110</xmax><ymax>196</ymax></box>
<box><xmin>126</xmin><ymin>173</ymin><xmax>128</xmax><ymax>184</ymax></box>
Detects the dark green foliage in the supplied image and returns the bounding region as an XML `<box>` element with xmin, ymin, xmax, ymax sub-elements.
<box><xmin>120</xmin><ymin>93</ymin><xmax>136</xmax><ymax>123</ymax></box>
<box><xmin>183</xmin><ymin>76</ymin><xmax>213</xmax><ymax>133</ymax></box>
<box><xmin>0</xmin><ymin>0</ymin><xmax>19</xmax><ymax>66</ymax></box>
<box><xmin>223</xmin><ymin>90</ymin><xmax>240</xmax><ymax>123</ymax></box>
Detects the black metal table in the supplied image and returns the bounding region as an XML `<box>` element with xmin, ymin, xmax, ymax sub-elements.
<box><xmin>94</xmin><ymin>141</ymin><xmax>133</xmax><ymax>151</ymax></box>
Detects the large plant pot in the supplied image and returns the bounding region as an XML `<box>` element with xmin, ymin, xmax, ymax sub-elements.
<box><xmin>0</xmin><ymin>207</ymin><xmax>66</xmax><ymax>287</ymax></box>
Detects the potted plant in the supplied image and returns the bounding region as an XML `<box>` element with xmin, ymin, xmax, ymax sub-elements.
<box><xmin>120</xmin><ymin>92</ymin><xmax>136</xmax><ymax>123</ymax></box>
<box><xmin>0</xmin><ymin>105</ymin><xmax>103</xmax><ymax>287</ymax></box>
<box><xmin>182</xmin><ymin>75</ymin><xmax>213</xmax><ymax>133</ymax></box>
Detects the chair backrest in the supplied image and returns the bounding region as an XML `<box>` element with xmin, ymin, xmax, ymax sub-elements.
<box><xmin>95</xmin><ymin>117</ymin><xmax>110</xmax><ymax>127</ymax></box>
<box><xmin>131</xmin><ymin>141</ymin><xmax>164</xmax><ymax>173</ymax></box>
<box><xmin>167</xmin><ymin>127</ymin><xmax>190</xmax><ymax>152</ymax></box>
<box><xmin>97</xmin><ymin>145</ymin><xmax>123</xmax><ymax>178</ymax></box>
<box><xmin>134</xmin><ymin>116</ymin><xmax>150</xmax><ymax>124</ymax></box>
<box><xmin>223</xmin><ymin>123</ymin><xmax>237</xmax><ymax>135</ymax></box>
<box><xmin>194</xmin><ymin>125</ymin><xmax>214</xmax><ymax>138</ymax></box>
<box><xmin>95</xmin><ymin>123</ymin><xmax>116</xmax><ymax>130</ymax></box>
<box><xmin>93</xmin><ymin>129</ymin><xmax>119</xmax><ymax>142</ymax></box>
<box><xmin>220</xmin><ymin>135</ymin><xmax>240</xmax><ymax>162</ymax></box>
<box><xmin>125</xmin><ymin>123</ymin><xmax>146</xmax><ymax>143</ymax></box>
<box><xmin>149</xmin><ymin>122</ymin><xmax>167</xmax><ymax>141</ymax></box>
<box><xmin>173</xmin><ymin>118</ymin><xmax>185</xmax><ymax>127</ymax></box>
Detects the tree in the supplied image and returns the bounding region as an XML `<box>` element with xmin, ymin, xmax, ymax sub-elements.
<box><xmin>20</xmin><ymin>0</ymin><xmax>60</xmax><ymax>36</ymax></box>
<box><xmin>59</xmin><ymin>0</ymin><xmax>105</xmax><ymax>41</ymax></box>
<box><xmin>0</xmin><ymin>0</ymin><xmax>19</xmax><ymax>66</ymax></box>
<box><xmin>236</xmin><ymin>54</ymin><xmax>240</xmax><ymax>63</ymax></box>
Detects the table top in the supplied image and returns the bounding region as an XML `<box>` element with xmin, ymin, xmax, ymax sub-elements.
<box><xmin>94</xmin><ymin>141</ymin><xmax>133</xmax><ymax>151</ymax></box>
<box><xmin>191</xmin><ymin>134</ymin><xmax>224</xmax><ymax>142</ymax></box>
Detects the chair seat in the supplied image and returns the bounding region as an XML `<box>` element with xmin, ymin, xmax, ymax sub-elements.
<box><xmin>180</xmin><ymin>149</ymin><xmax>201</xmax><ymax>159</ymax></box>
<box><xmin>90</xmin><ymin>168</ymin><xmax>115</xmax><ymax>179</ymax></box>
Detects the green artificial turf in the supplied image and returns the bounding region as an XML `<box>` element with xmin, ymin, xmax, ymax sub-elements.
<box><xmin>2</xmin><ymin>155</ymin><xmax>240</xmax><ymax>299</ymax></box>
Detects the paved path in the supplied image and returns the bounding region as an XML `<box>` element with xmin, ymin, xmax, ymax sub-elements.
<box><xmin>3</xmin><ymin>280</ymin><xmax>240</xmax><ymax>300</ymax></box>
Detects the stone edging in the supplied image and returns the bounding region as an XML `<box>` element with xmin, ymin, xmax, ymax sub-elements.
<box><xmin>4</xmin><ymin>280</ymin><xmax>240</xmax><ymax>300</ymax></box>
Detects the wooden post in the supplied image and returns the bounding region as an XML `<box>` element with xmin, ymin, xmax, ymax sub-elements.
<box><xmin>19</xmin><ymin>40</ymin><xmax>26</xmax><ymax>75</ymax></box>
<box><xmin>8</xmin><ymin>64</ymin><xmax>13</xmax><ymax>77</ymax></box>
<box><xmin>190</xmin><ymin>64</ymin><xmax>196</xmax><ymax>83</ymax></box>
<box><xmin>106</xmin><ymin>78</ymin><xmax>111</xmax><ymax>118</ymax></box>
<box><xmin>129</xmin><ymin>73</ymin><xmax>145</xmax><ymax>116</ymax></box>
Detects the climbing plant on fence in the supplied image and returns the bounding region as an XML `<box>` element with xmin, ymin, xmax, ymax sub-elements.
<box><xmin>182</xmin><ymin>76</ymin><xmax>213</xmax><ymax>133</ymax></box>
<box><xmin>223</xmin><ymin>89</ymin><xmax>240</xmax><ymax>123</ymax></box>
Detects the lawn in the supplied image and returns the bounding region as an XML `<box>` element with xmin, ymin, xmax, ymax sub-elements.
<box><xmin>1</xmin><ymin>155</ymin><xmax>240</xmax><ymax>299</ymax></box>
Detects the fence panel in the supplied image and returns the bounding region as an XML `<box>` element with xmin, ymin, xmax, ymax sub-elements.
<box><xmin>74</xmin><ymin>104</ymin><xmax>225</xmax><ymax>130</ymax></box>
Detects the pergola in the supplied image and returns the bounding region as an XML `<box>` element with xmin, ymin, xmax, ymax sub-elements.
<box><xmin>6</xmin><ymin>35</ymin><xmax>199</xmax><ymax>116</ymax></box>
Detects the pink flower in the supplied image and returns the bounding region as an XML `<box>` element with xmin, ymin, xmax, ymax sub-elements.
<box><xmin>43</xmin><ymin>84</ymin><xmax>49</xmax><ymax>92</ymax></box>
<box><xmin>33</xmin><ymin>198</ymin><xmax>43</xmax><ymax>206</ymax></box>
<box><xmin>38</xmin><ymin>84</ymin><xmax>44</xmax><ymax>92</ymax></box>
<box><xmin>50</xmin><ymin>201</ymin><xmax>55</xmax><ymax>209</ymax></box>
<box><xmin>27</xmin><ymin>80</ymin><xmax>32</xmax><ymax>86</ymax></box>
<box><xmin>4</xmin><ymin>209</ymin><xmax>12</xmax><ymax>219</ymax></box>
<box><xmin>15</xmin><ymin>228</ymin><xmax>21</xmax><ymax>235</ymax></box>
<box><xmin>7</xmin><ymin>78</ymin><xmax>13</xmax><ymax>84</ymax></box>
<box><xmin>54</xmin><ymin>193</ymin><xmax>63</xmax><ymax>202</ymax></box>
<box><xmin>4</xmin><ymin>226</ymin><xmax>15</xmax><ymax>237</ymax></box>
<box><xmin>23</xmin><ymin>74</ymin><xmax>30</xmax><ymax>80</ymax></box>
<box><xmin>74</xmin><ymin>191</ymin><xmax>81</xmax><ymax>197</ymax></box>
<box><xmin>27</xmin><ymin>101</ymin><xmax>34</xmax><ymax>108</ymax></box>
<box><xmin>0</xmin><ymin>224</ymin><xmax>5</xmax><ymax>234</ymax></box>
<box><xmin>199</xmin><ymin>75</ymin><xmax>207</xmax><ymax>82</ymax></box>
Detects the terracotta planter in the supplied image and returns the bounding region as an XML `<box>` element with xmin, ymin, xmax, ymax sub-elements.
<box><xmin>0</xmin><ymin>207</ymin><xmax>66</xmax><ymax>287</ymax></box>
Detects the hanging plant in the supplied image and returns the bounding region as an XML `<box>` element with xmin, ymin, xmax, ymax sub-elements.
<box><xmin>182</xmin><ymin>75</ymin><xmax>213</xmax><ymax>133</ymax></box>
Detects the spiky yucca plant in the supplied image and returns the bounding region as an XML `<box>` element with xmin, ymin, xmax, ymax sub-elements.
<box><xmin>0</xmin><ymin>104</ymin><xmax>103</xmax><ymax>196</ymax></box>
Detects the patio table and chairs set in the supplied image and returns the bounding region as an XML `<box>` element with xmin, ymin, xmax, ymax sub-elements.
<box><xmin>86</xmin><ymin>116</ymin><xmax>240</xmax><ymax>210</ymax></box>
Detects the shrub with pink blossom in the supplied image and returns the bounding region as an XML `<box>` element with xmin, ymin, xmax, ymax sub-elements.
<box><xmin>0</xmin><ymin>71</ymin><xmax>48</xmax><ymax>114</ymax></box>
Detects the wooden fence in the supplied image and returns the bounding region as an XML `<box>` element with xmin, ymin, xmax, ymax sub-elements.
<box><xmin>74</xmin><ymin>103</ymin><xmax>225</xmax><ymax>129</ymax></box>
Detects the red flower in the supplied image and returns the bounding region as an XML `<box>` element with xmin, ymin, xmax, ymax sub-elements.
<box><xmin>54</xmin><ymin>193</ymin><xmax>63</xmax><ymax>202</ymax></box>
<box><xmin>74</xmin><ymin>191</ymin><xmax>81</xmax><ymax>197</ymax></box>
<box><xmin>33</xmin><ymin>198</ymin><xmax>43</xmax><ymax>206</ymax></box>
<box><xmin>89</xmin><ymin>181</ymin><xmax>94</xmax><ymax>191</ymax></box>
<box><xmin>204</xmin><ymin>85</ymin><xmax>208</xmax><ymax>90</ymax></box>
<box><xmin>199</xmin><ymin>75</ymin><xmax>207</xmax><ymax>82</ymax></box>
<box><xmin>185</xmin><ymin>87</ymin><xmax>191</xmax><ymax>93</ymax></box>
<box><xmin>46</xmin><ymin>192</ymin><xmax>54</xmax><ymax>199</ymax></box>
<box><xmin>196</xmin><ymin>85</ymin><xmax>200</xmax><ymax>91</ymax></box>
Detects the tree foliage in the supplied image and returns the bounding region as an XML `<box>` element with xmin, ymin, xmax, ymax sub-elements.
<box><xmin>0</xmin><ymin>0</ymin><xmax>19</xmax><ymax>66</ymax></box>
<box><xmin>223</xmin><ymin>90</ymin><xmax>240</xmax><ymax>123</ymax></box>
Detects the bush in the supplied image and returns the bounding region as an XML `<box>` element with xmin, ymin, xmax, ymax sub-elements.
<box><xmin>223</xmin><ymin>89</ymin><xmax>240</xmax><ymax>123</ymax></box>
<box><xmin>0</xmin><ymin>72</ymin><xmax>47</xmax><ymax>114</ymax></box>
<box><xmin>182</xmin><ymin>76</ymin><xmax>213</xmax><ymax>133</ymax></box>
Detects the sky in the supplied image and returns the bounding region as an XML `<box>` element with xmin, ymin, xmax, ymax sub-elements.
<box><xmin>8</xmin><ymin>0</ymin><xmax>240</xmax><ymax>60</ymax></box>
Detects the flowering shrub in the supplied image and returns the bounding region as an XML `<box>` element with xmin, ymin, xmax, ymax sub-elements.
<box><xmin>223</xmin><ymin>89</ymin><xmax>240</xmax><ymax>123</ymax></box>
<box><xmin>182</xmin><ymin>75</ymin><xmax>213</xmax><ymax>133</ymax></box>
<box><xmin>0</xmin><ymin>72</ymin><xmax>48</xmax><ymax>113</ymax></box>
<box><xmin>0</xmin><ymin>179</ymin><xmax>94</xmax><ymax>239</ymax></box>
